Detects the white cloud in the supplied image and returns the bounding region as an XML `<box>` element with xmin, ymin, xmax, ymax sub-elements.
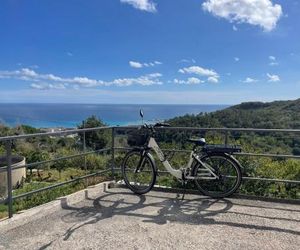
<box><xmin>177</xmin><ymin>58</ymin><xmax>196</xmax><ymax>64</ymax></box>
<box><xmin>21</xmin><ymin>68</ymin><xmax>38</xmax><ymax>77</ymax></box>
<box><xmin>207</xmin><ymin>76</ymin><xmax>219</xmax><ymax>83</ymax></box>
<box><xmin>178</xmin><ymin>66</ymin><xmax>220</xmax><ymax>83</ymax></box>
<box><xmin>178</xmin><ymin>65</ymin><xmax>220</xmax><ymax>83</ymax></box>
<box><xmin>187</xmin><ymin>77</ymin><xmax>203</xmax><ymax>84</ymax></box>
<box><xmin>67</xmin><ymin>52</ymin><xmax>73</xmax><ymax>57</ymax></box>
<box><xmin>147</xmin><ymin>73</ymin><xmax>162</xmax><ymax>78</ymax></box>
<box><xmin>30</xmin><ymin>83</ymin><xmax>67</xmax><ymax>90</ymax></box>
<box><xmin>202</xmin><ymin>0</ymin><xmax>282</xmax><ymax>32</ymax></box>
<box><xmin>120</xmin><ymin>0</ymin><xmax>156</xmax><ymax>13</ymax></box>
<box><xmin>174</xmin><ymin>77</ymin><xmax>204</xmax><ymax>85</ymax></box>
<box><xmin>233</xmin><ymin>25</ymin><xmax>238</xmax><ymax>31</ymax></box>
<box><xmin>268</xmin><ymin>55</ymin><xmax>279</xmax><ymax>66</ymax></box>
<box><xmin>0</xmin><ymin>68</ymin><xmax>163</xmax><ymax>88</ymax></box>
<box><xmin>111</xmin><ymin>73</ymin><xmax>162</xmax><ymax>86</ymax></box>
<box><xmin>267</xmin><ymin>73</ymin><xmax>280</xmax><ymax>82</ymax></box>
<box><xmin>269</xmin><ymin>56</ymin><xmax>276</xmax><ymax>61</ymax></box>
<box><xmin>243</xmin><ymin>77</ymin><xmax>258</xmax><ymax>83</ymax></box>
<box><xmin>179</xmin><ymin>66</ymin><xmax>218</xmax><ymax>77</ymax></box>
<box><xmin>234</xmin><ymin>57</ymin><xmax>240</xmax><ymax>62</ymax></box>
<box><xmin>129</xmin><ymin>60</ymin><xmax>162</xmax><ymax>68</ymax></box>
<box><xmin>129</xmin><ymin>61</ymin><xmax>143</xmax><ymax>68</ymax></box>
<box><xmin>30</xmin><ymin>83</ymin><xmax>46</xmax><ymax>90</ymax></box>
<box><xmin>71</xmin><ymin>77</ymin><xmax>99</xmax><ymax>87</ymax></box>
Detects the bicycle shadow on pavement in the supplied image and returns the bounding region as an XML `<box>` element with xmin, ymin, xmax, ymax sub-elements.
<box><xmin>60</xmin><ymin>188</ymin><xmax>231</xmax><ymax>240</ymax></box>
<box><xmin>58</xmin><ymin>187</ymin><xmax>300</xmax><ymax>242</ymax></box>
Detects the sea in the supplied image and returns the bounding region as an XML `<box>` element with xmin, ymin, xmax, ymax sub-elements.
<box><xmin>0</xmin><ymin>103</ymin><xmax>228</xmax><ymax>128</ymax></box>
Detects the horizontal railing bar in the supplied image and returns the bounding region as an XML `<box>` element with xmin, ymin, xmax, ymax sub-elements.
<box><xmin>0</xmin><ymin>148</ymin><xmax>111</xmax><ymax>173</ymax></box>
<box><xmin>242</xmin><ymin>176</ymin><xmax>300</xmax><ymax>184</ymax></box>
<box><xmin>115</xmin><ymin>126</ymin><xmax>300</xmax><ymax>133</ymax></box>
<box><xmin>111</xmin><ymin>167</ymin><xmax>299</xmax><ymax>184</ymax></box>
<box><xmin>113</xmin><ymin>147</ymin><xmax>300</xmax><ymax>159</ymax></box>
<box><xmin>24</xmin><ymin>148</ymin><xmax>110</xmax><ymax>169</ymax></box>
<box><xmin>12</xmin><ymin>169</ymin><xmax>111</xmax><ymax>200</ymax></box>
<box><xmin>0</xmin><ymin>126</ymin><xmax>111</xmax><ymax>142</ymax></box>
<box><xmin>114</xmin><ymin>147</ymin><xmax>131</xmax><ymax>151</ymax></box>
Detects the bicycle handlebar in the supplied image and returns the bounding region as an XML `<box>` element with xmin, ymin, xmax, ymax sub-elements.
<box><xmin>154</xmin><ymin>122</ymin><xmax>171</xmax><ymax>127</ymax></box>
<box><xmin>141</xmin><ymin>122</ymin><xmax>171</xmax><ymax>131</ymax></box>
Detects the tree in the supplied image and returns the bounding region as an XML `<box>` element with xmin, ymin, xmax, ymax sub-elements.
<box><xmin>77</xmin><ymin>116</ymin><xmax>109</xmax><ymax>150</ymax></box>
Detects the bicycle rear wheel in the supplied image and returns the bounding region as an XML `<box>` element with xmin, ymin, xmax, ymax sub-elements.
<box><xmin>192</xmin><ymin>153</ymin><xmax>242</xmax><ymax>198</ymax></box>
<box><xmin>122</xmin><ymin>149</ymin><xmax>156</xmax><ymax>194</ymax></box>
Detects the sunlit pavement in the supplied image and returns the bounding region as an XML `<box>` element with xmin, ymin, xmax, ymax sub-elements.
<box><xmin>0</xmin><ymin>186</ymin><xmax>299</xmax><ymax>250</ymax></box>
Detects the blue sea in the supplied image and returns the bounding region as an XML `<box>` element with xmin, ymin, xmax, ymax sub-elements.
<box><xmin>0</xmin><ymin>104</ymin><xmax>228</xmax><ymax>128</ymax></box>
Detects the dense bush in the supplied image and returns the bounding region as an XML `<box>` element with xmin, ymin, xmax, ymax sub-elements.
<box><xmin>77</xmin><ymin>115</ymin><xmax>110</xmax><ymax>150</ymax></box>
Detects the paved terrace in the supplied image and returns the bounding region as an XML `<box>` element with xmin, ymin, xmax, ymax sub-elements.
<box><xmin>0</xmin><ymin>182</ymin><xmax>299</xmax><ymax>250</ymax></box>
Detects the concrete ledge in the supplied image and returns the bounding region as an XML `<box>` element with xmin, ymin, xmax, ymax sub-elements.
<box><xmin>0</xmin><ymin>181</ymin><xmax>114</xmax><ymax>230</ymax></box>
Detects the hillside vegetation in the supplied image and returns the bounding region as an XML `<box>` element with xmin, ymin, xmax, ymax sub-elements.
<box><xmin>168</xmin><ymin>99</ymin><xmax>300</xmax><ymax>129</ymax></box>
<box><xmin>163</xmin><ymin>99</ymin><xmax>300</xmax><ymax>199</ymax></box>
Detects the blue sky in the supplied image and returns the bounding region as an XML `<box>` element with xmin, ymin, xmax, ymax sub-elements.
<box><xmin>0</xmin><ymin>0</ymin><xmax>299</xmax><ymax>104</ymax></box>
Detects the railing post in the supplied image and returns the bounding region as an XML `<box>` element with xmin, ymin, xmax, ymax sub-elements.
<box><xmin>83</xmin><ymin>121</ymin><xmax>87</xmax><ymax>187</ymax></box>
<box><xmin>6</xmin><ymin>140</ymin><xmax>13</xmax><ymax>218</ymax></box>
<box><xmin>84</xmin><ymin>131</ymin><xmax>88</xmax><ymax>187</ymax></box>
<box><xmin>224</xmin><ymin>131</ymin><xmax>229</xmax><ymax>145</ymax></box>
<box><xmin>111</xmin><ymin>127</ymin><xmax>115</xmax><ymax>179</ymax></box>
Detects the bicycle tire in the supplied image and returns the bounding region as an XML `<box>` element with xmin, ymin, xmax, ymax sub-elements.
<box><xmin>192</xmin><ymin>152</ymin><xmax>242</xmax><ymax>198</ymax></box>
<box><xmin>122</xmin><ymin>149</ymin><xmax>156</xmax><ymax>194</ymax></box>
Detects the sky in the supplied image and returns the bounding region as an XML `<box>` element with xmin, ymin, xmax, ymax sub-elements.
<box><xmin>0</xmin><ymin>0</ymin><xmax>300</xmax><ymax>104</ymax></box>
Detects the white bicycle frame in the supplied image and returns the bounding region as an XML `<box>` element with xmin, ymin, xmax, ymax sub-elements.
<box><xmin>148</xmin><ymin>137</ymin><xmax>219</xmax><ymax>180</ymax></box>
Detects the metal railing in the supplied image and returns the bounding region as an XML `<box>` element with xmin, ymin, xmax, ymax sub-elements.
<box><xmin>0</xmin><ymin>126</ymin><xmax>113</xmax><ymax>218</ymax></box>
<box><xmin>0</xmin><ymin>125</ymin><xmax>300</xmax><ymax>218</ymax></box>
<box><xmin>115</xmin><ymin>126</ymin><xmax>300</xmax><ymax>185</ymax></box>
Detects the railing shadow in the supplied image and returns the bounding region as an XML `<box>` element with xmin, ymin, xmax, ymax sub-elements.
<box><xmin>59</xmin><ymin>188</ymin><xmax>300</xmax><ymax>242</ymax></box>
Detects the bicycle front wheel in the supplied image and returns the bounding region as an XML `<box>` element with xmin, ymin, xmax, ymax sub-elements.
<box><xmin>192</xmin><ymin>153</ymin><xmax>242</xmax><ymax>198</ymax></box>
<box><xmin>122</xmin><ymin>149</ymin><xmax>156</xmax><ymax>194</ymax></box>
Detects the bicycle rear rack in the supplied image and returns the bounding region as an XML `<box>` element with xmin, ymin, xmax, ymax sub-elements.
<box><xmin>203</xmin><ymin>144</ymin><xmax>241</xmax><ymax>153</ymax></box>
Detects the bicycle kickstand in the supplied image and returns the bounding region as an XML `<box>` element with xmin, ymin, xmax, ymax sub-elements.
<box><xmin>181</xmin><ymin>181</ymin><xmax>187</xmax><ymax>200</ymax></box>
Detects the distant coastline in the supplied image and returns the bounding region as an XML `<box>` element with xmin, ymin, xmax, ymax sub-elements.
<box><xmin>0</xmin><ymin>103</ymin><xmax>228</xmax><ymax>129</ymax></box>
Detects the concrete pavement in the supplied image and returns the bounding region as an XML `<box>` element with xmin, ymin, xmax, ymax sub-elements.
<box><xmin>0</xmin><ymin>183</ymin><xmax>299</xmax><ymax>249</ymax></box>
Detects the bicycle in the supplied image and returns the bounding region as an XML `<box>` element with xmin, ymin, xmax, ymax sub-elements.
<box><xmin>122</xmin><ymin>112</ymin><xmax>242</xmax><ymax>198</ymax></box>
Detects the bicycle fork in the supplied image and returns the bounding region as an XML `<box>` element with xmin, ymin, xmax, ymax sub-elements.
<box><xmin>134</xmin><ymin>150</ymin><xmax>147</xmax><ymax>173</ymax></box>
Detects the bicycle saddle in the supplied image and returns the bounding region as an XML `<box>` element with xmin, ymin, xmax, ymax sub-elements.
<box><xmin>187</xmin><ymin>137</ymin><xmax>206</xmax><ymax>146</ymax></box>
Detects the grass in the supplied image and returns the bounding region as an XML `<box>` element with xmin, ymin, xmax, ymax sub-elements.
<box><xmin>0</xmin><ymin>204</ymin><xmax>8</xmax><ymax>219</ymax></box>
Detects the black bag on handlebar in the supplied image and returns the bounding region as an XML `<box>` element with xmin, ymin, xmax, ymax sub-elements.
<box><xmin>127</xmin><ymin>128</ymin><xmax>149</xmax><ymax>147</ymax></box>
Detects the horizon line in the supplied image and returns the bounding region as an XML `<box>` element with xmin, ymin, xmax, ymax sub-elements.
<box><xmin>0</xmin><ymin>102</ymin><xmax>233</xmax><ymax>106</ymax></box>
